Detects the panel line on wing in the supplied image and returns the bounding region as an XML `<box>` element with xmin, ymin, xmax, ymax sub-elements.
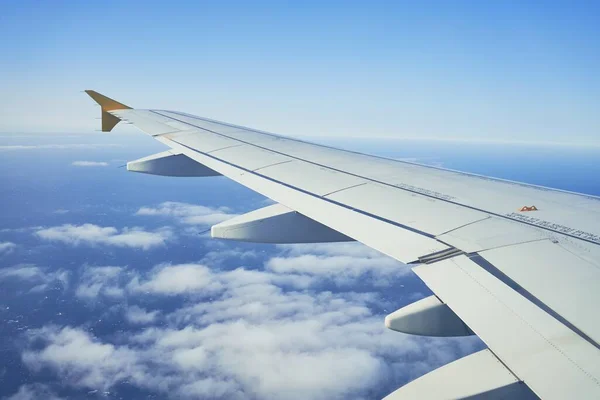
<box><xmin>150</xmin><ymin>130</ymin><xmax>182</xmax><ymax>137</ymax></box>
<box><xmin>168</xmin><ymin>138</ymin><xmax>437</xmax><ymax>240</ymax></box>
<box><xmin>468</xmin><ymin>252</ymin><xmax>600</xmax><ymax>351</ymax></box>
<box><xmin>435</xmin><ymin>215</ymin><xmax>492</xmax><ymax>236</ymax></box>
<box><xmin>485</xmin><ymin>347</ymin><xmax>525</xmax><ymax>383</ymax></box>
<box><xmin>206</xmin><ymin>144</ymin><xmax>244</xmax><ymax>154</ymax></box>
<box><xmin>252</xmin><ymin>160</ymin><xmax>294</xmax><ymax>172</ymax></box>
<box><xmin>321</xmin><ymin>182</ymin><xmax>368</xmax><ymax>197</ymax></box>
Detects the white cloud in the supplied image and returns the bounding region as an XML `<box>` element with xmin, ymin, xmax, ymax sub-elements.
<box><xmin>0</xmin><ymin>264</ymin><xmax>69</xmax><ymax>291</ymax></box>
<box><xmin>17</xmin><ymin>242</ymin><xmax>482</xmax><ymax>399</ymax></box>
<box><xmin>71</xmin><ymin>161</ymin><xmax>109</xmax><ymax>167</ymax></box>
<box><xmin>270</xmin><ymin>242</ymin><xmax>412</xmax><ymax>286</ymax></box>
<box><xmin>136</xmin><ymin>201</ymin><xmax>236</xmax><ymax>225</ymax></box>
<box><xmin>278</xmin><ymin>242</ymin><xmax>383</xmax><ymax>258</ymax></box>
<box><xmin>128</xmin><ymin>264</ymin><xmax>223</xmax><ymax>295</ymax></box>
<box><xmin>125</xmin><ymin>306</ymin><xmax>160</xmax><ymax>324</ymax></box>
<box><xmin>0</xmin><ymin>241</ymin><xmax>16</xmax><ymax>254</ymax></box>
<box><xmin>0</xmin><ymin>265</ymin><xmax>45</xmax><ymax>280</ymax></box>
<box><xmin>35</xmin><ymin>224</ymin><xmax>173</xmax><ymax>250</ymax></box>
<box><xmin>266</xmin><ymin>254</ymin><xmax>409</xmax><ymax>286</ymax></box>
<box><xmin>22</xmin><ymin>326</ymin><xmax>139</xmax><ymax>391</ymax></box>
<box><xmin>75</xmin><ymin>266</ymin><xmax>125</xmax><ymax>299</ymax></box>
<box><xmin>4</xmin><ymin>383</ymin><xmax>64</xmax><ymax>400</ymax></box>
<box><xmin>22</xmin><ymin>278</ymin><xmax>478</xmax><ymax>399</ymax></box>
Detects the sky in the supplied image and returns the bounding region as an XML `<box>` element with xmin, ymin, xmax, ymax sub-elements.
<box><xmin>1</xmin><ymin>0</ymin><xmax>599</xmax><ymax>144</ymax></box>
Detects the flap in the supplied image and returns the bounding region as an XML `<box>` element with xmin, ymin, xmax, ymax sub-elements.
<box><xmin>385</xmin><ymin>350</ymin><xmax>536</xmax><ymax>400</ymax></box>
<box><xmin>414</xmin><ymin>254</ymin><xmax>600</xmax><ymax>399</ymax></box>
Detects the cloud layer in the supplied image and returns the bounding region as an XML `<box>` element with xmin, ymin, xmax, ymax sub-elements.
<box><xmin>75</xmin><ymin>265</ymin><xmax>125</xmax><ymax>299</ymax></box>
<box><xmin>15</xmin><ymin>242</ymin><xmax>481</xmax><ymax>399</ymax></box>
<box><xmin>35</xmin><ymin>224</ymin><xmax>173</xmax><ymax>250</ymax></box>
<box><xmin>136</xmin><ymin>201</ymin><xmax>236</xmax><ymax>225</ymax></box>
<box><xmin>0</xmin><ymin>241</ymin><xmax>16</xmax><ymax>254</ymax></box>
<box><xmin>0</xmin><ymin>264</ymin><xmax>69</xmax><ymax>292</ymax></box>
<box><xmin>71</xmin><ymin>161</ymin><xmax>109</xmax><ymax>167</ymax></box>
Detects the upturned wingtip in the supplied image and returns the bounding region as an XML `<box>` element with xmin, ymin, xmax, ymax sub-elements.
<box><xmin>84</xmin><ymin>90</ymin><xmax>131</xmax><ymax>132</ymax></box>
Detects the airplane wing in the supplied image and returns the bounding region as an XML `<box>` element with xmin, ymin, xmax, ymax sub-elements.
<box><xmin>85</xmin><ymin>90</ymin><xmax>600</xmax><ymax>399</ymax></box>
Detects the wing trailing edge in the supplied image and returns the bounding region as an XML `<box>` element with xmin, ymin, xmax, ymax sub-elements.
<box><xmin>384</xmin><ymin>349</ymin><xmax>538</xmax><ymax>400</ymax></box>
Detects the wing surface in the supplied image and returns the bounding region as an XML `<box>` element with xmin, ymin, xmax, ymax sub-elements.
<box><xmin>86</xmin><ymin>91</ymin><xmax>600</xmax><ymax>399</ymax></box>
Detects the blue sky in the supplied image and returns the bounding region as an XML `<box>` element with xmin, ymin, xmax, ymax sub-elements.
<box><xmin>1</xmin><ymin>1</ymin><xmax>598</xmax><ymax>144</ymax></box>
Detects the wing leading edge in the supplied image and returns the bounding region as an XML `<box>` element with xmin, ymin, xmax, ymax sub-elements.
<box><xmin>86</xmin><ymin>91</ymin><xmax>600</xmax><ymax>399</ymax></box>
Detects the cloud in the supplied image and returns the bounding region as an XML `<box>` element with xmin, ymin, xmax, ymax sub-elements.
<box><xmin>4</xmin><ymin>383</ymin><xmax>64</xmax><ymax>400</ymax></box>
<box><xmin>125</xmin><ymin>306</ymin><xmax>160</xmax><ymax>324</ymax></box>
<box><xmin>0</xmin><ymin>241</ymin><xmax>16</xmax><ymax>255</ymax></box>
<box><xmin>21</xmin><ymin>281</ymin><xmax>478</xmax><ymax>400</ymax></box>
<box><xmin>270</xmin><ymin>242</ymin><xmax>412</xmax><ymax>286</ymax></box>
<box><xmin>128</xmin><ymin>264</ymin><xmax>223</xmax><ymax>295</ymax></box>
<box><xmin>136</xmin><ymin>201</ymin><xmax>236</xmax><ymax>225</ymax></box>
<box><xmin>75</xmin><ymin>266</ymin><xmax>125</xmax><ymax>299</ymax></box>
<box><xmin>18</xmin><ymin>249</ymin><xmax>481</xmax><ymax>399</ymax></box>
<box><xmin>35</xmin><ymin>224</ymin><xmax>173</xmax><ymax>250</ymax></box>
<box><xmin>22</xmin><ymin>326</ymin><xmax>139</xmax><ymax>391</ymax></box>
<box><xmin>12</xmin><ymin>236</ymin><xmax>482</xmax><ymax>399</ymax></box>
<box><xmin>266</xmin><ymin>254</ymin><xmax>408</xmax><ymax>286</ymax></box>
<box><xmin>278</xmin><ymin>242</ymin><xmax>384</xmax><ymax>258</ymax></box>
<box><xmin>0</xmin><ymin>144</ymin><xmax>121</xmax><ymax>151</ymax></box>
<box><xmin>0</xmin><ymin>264</ymin><xmax>69</xmax><ymax>292</ymax></box>
<box><xmin>71</xmin><ymin>161</ymin><xmax>109</xmax><ymax>167</ymax></box>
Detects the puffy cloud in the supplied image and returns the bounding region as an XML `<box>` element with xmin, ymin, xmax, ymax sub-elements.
<box><xmin>71</xmin><ymin>161</ymin><xmax>109</xmax><ymax>167</ymax></box>
<box><xmin>266</xmin><ymin>254</ymin><xmax>408</xmax><ymax>286</ymax></box>
<box><xmin>278</xmin><ymin>242</ymin><xmax>385</xmax><ymax>258</ymax></box>
<box><xmin>125</xmin><ymin>306</ymin><xmax>160</xmax><ymax>324</ymax></box>
<box><xmin>13</xmin><ymin>236</ymin><xmax>482</xmax><ymax>399</ymax></box>
<box><xmin>0</xmin><ymin>265</ymin><xmax>46</xmax><ymax>281</ymax></box>
<box><xmin>128</xmin><ymin>261</ymin><xmax>315</xmax><ymax>300</ymax></box>
<box><xmin>269</xmin><ymin>242</ymin><xmax>412</xmax><ymax>286</ymax></box>
<box><xmin>22</xmin><ymin>326</ymin><xmax>139</xmax><ymax>391</ymax></box>
<box><xmin>0</xmin><ymin>264</ymin><xmax>69</xmax><ymax>291</ymax></box>
<box><xmin>75</xmin><ymin>266</ymin><xmax>125</xmax><ymax>299</ymax></box>
<box><xmin>19</xmin><ymin>251</ymin><xmax>481</xmax><ymax>399</ymax></box>
<box><xmin>0</xmin><ymin>241</ymin><xmax>16</xmax><ymax>254</ymax></box>
<box><xmin>4</xmin><ymin>383</ymin><xmax>64</xmax><ymax>400</ymax></box>
<box><xmin>136</xmin><ymin>201</ymin><xmax>236</xmax><ymax>225</ymax></box>
<box><xmin>35</xmin><ymin>224</ymin><xmax>173</xmax><ymax>250</ymax></box>
<box><xmin>128</xmin><ymin>264</ymin><xmax>223</xmax><ymax>295</ymax></box>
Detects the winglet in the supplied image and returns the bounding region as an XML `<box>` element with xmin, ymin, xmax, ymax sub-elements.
<box><xmin>85</xmin><ymin>90</ymin><xmax>131</xmax><ymax>132</ymax></box>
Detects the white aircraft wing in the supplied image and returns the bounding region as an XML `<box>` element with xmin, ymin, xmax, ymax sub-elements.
<box><xmin>86</xmin><ymin>91</ymin><xmax>600</xmax><ymax>399</ymax></box>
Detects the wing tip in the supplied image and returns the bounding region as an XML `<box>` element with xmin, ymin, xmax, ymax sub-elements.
<box><xmin>85</xmin><ymin>90</ymin><xmax>131</xmax><ymax>132</ymax></box>
<box><xmin>85</xmin><ymin>90</ymin><xmax>132</xmax><ymax>111</ymax></box>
